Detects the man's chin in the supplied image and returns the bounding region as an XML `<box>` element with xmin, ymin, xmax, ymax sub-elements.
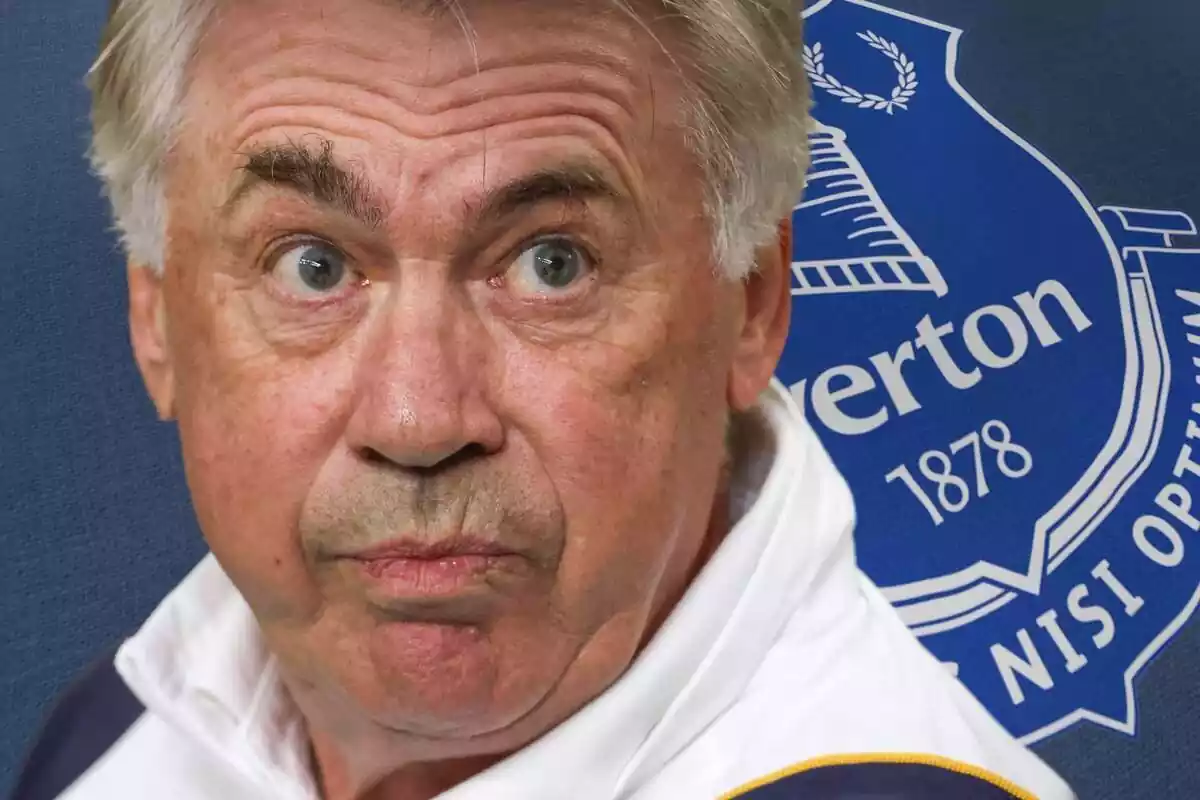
<box><xmin>359</xmin><ymin>620</ymin><xmax>544</xmax><ymax>740</ymax></box>
<box><xmin>370</xmin><ymin>619</ymin><xmax>489</xmax><ymax>670</ymax></box>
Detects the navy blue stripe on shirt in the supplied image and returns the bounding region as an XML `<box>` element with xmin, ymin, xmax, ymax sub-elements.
<box><xmin>727</xmin><ymin>758</ymin><xmax>1033</xmax><ymax>799</ymax></box>
<box><xmin>10</xmin><ymin>649</ymin><xmax>144</xmax><ymax>800</ymax></box>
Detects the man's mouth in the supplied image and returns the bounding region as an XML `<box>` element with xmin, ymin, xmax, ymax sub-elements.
<box><xmin>350</xmin><ymin>536</ymin><xmax>517</xmax><ymax>562</ymax></box>
<box><xmin>343</xmin><ymin>537</ymin><xmax>521</xmax><ymax>599</ymax></box>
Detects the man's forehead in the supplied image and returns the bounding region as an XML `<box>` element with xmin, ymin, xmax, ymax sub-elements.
<box><xmin>195</xmin><ymin>0</ymin><xmax>673</xmax><ymax>90</ymax></box>
<box><xmin>168</xmin><ymin>0</ymin><xmax>703</xmax><ymax>249</ymax></box>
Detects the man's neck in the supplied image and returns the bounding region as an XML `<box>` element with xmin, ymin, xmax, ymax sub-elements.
<box><xmin>309</xmin><ymin>724</ymin><xmax>508</xmax><ymax>800</ymax></box>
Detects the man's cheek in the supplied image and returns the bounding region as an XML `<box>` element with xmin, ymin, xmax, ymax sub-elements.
<box><xmin>182</xmin><ymin>408</ymin><xmax>323</xmax><ymax>615</ymax></box>
<box><xmin>187</xmin><ymin>359</ymin><xmax>346</xmax><ymax>469</ymax></box>
<box><xmin>204</xmin><ymin>477</ymin><xmax>323</xmax><ymax>625</ymax></box>
<box><xmin>546</xmin><ymin>422</ymin><xmax>684</xmax><ymax>613</ymax></box>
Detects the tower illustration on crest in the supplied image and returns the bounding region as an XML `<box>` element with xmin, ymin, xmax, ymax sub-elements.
<box><xmin>792</xmin><ymin>120</ymin><xmax>947</xmax><ymax>298</ymax></box>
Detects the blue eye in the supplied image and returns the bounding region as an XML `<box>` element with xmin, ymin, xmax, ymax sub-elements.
<box><xmin>508</xmin><ymin>239</ymin><xmax>592</xmax><ymax>294</ymax></box>
<box><xmin>273</xmin><ymin>242</ymin><xmax>353</xmax><ymax>296</ymax></box>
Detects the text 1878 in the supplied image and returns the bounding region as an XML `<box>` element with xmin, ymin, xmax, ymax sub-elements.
<box><xmin>884</xmin><ymin>420</ymin><xmax>1033</xmax><ymax>526</ymax></box>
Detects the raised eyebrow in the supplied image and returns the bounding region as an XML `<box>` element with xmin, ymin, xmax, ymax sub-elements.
<box><xmin>466</xmin><ymin>164</ymin><xmax>628</xmax><ymax>230</ymax></box>
<box><xmin>222</xmin><ymin>137</ymin><xmax>388</xmax><ymax>229</ymax></box>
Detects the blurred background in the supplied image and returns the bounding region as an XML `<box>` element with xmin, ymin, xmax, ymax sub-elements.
<box><xmin>2</xmin><ymin>0</ymin><xmax>1198</xmax><ymax>796</ymax></box>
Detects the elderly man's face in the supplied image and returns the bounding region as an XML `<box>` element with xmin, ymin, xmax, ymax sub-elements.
<box><xmin>129</xmin><ymin>0</ymin><xmax>789</xmax><ymax>754</ymax></box>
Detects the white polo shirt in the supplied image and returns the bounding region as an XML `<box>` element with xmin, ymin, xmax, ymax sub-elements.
<box><xmin>31</xmin><ymin>380</ymin><xmax>1074</xmax><ymax>799</ymax></box>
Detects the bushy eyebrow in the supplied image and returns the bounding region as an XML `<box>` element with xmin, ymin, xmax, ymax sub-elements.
<box><xmin>465</xmin><ymin>163</ymin><xmax>625</xmax><ymax>232</ymax></box>
<box><xmin>223</xmin><ymin>137</ymin><xmax>388</xmax><ymax>229</ymax></box>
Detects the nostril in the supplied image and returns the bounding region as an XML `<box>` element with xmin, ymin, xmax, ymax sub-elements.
<box><xmin>359</xmin><ymin>441</ymin><xmax>490</xmax><ymax>473</ymax></box>
<box><xmin>361</xmin><ymin>446</ymin><xmax>391</xmax><ymax>466</ymax></box>
<box><xmin>440</xmin><ymin>442</ymin><xmax>490</xmax><ymax>470</ymax></box>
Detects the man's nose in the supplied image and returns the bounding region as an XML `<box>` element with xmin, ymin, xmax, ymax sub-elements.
<box><xmin>344</xmin><ymin>282</ymin><xmax>503</xmax><ymax>471</ymax></box>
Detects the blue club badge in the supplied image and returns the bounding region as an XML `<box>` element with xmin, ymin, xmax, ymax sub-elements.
<box><xmin>781</xmin><ymin>0</ymin><xmax>1200</xmax><ymax>743</ymax></box>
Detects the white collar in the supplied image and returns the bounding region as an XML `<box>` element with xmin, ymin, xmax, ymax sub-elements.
<box><xmin>116</xmin><ymin>379</ymin><xmax>859</xmax><ymax>799</ymax></box>
<box><xmin>115</xmin><ymin>550</ymin><xmax>317</xmax><ymax>798</ymax></box>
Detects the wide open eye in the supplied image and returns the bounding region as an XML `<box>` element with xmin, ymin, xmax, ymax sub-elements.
<box><xmin>271</xmin><ymin>241</ymin><xmax>355</xmax><ymax>297</ymax></box>
<box><xmin>505</xmin><ymin>238</ymin><xmax>594</xmax><ymax>296</ymax></box>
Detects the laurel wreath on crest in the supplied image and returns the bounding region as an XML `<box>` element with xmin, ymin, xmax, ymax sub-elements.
<box><xmin>803</xmin><ymin>31</ymin><xmax>918</xmax><ymax>114</ymax></box>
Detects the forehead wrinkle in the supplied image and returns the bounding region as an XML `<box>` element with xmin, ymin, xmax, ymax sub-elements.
<box><xmin>236</xmin><ymin>40</ymin><xmax>646</xmax><ymax>116</ymax></box>
<box><xmin>226</xmin><ymin>89</ymin><xmax>639</xmax><ymax>162</ymax></box>
<box><xmin>222</xmin><ymin>82</ymin><xmax>653</xmax><ymax>201</ymax></box>
<box><xmin>196</xmin><ymin>2</ymin><xmax>680</xmax><ymax>150</ymax></box>
<box><xmin>207</xmin><ymin>0</ymin><xmax>652</xmax><ymax>94</ymax></box>
<box><xmin>224</xmin><ymin>67</ymin><xmax>644</xmax><ymax>150</ymax></box>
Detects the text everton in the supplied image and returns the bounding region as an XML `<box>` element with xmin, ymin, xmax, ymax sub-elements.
<box><xmin>789</xmin><ymin>280</ymin><xmax>1092</xmax><ymax>435</ymax></box>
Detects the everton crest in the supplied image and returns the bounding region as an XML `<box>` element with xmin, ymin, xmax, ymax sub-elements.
<box><xmin>782</xmin><ymin>0</ymin><xmax>1200</xmax><ymax>742</ymax></box>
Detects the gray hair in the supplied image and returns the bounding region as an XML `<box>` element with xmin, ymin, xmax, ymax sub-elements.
<box><xmin>87</xmin><ymin>0</ymin><xmax>810</xmax><ymax>278</ymax></box>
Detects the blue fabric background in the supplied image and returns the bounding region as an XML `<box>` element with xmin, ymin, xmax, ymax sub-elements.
<box><xmin>1</xmin><ymin>1</ymin><xmax>1197</xmax><ymax>796</ymax></box>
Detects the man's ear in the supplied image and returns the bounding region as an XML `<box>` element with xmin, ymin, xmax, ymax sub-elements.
<box><xmin>127</xmin><ymin>263</ymin><xmax>176</xmax><ymax>421</ymax></box>
<box><xmin>727</xmin><ymin>219</ymin><xmax>792</xmax><ymax>411</ymax></box>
